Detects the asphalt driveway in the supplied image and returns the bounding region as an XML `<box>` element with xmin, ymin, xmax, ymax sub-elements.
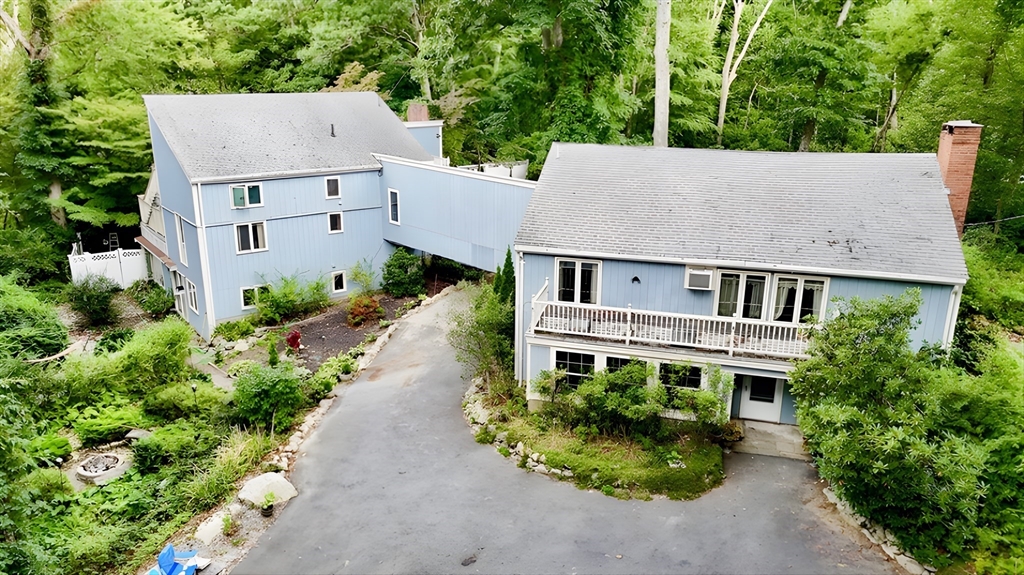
<box><xmin>233</xmin><ymin>292</ymin><xmax>897</xmax><ymax>575</ymax></box>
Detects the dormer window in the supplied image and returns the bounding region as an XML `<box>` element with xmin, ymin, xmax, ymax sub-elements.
<box><xmin>231</xmin><ymin>183</ymin><xmax>263</xmax><ymax>208</ymax></box>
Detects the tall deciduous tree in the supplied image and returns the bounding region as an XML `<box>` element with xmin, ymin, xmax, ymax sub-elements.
<box><xmin>715</xmin><ymin>0</ymin><xmax>774</xmax><ymax>145</ymax></box>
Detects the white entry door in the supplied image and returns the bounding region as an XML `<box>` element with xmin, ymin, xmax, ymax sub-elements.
<box><xmin>738</xmin><ymin>376</ymin><xmax>784</xmax><ymax>422</ymax></box>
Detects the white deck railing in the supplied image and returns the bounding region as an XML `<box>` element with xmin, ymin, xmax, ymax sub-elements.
<box><xmin>531</xmin><ymin>299</ymin><xmax>811</xmax><ymax>359</ymax></box>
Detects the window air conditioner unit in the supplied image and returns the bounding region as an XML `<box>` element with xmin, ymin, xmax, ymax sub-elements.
<box><xmin>684</xmin><ymin>267</ymin><xmax>715</xmax><ymax>290</ymax></box>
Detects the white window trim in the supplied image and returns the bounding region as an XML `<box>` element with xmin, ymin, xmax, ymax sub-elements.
<box><xmin>186</xmin><ymin>278</ymin><xmax>198</xmax><ymax>313</ymax></box>
<box><xmin>325</xmin><ymin>176</ymin><xmax>341</xmax><ymax>199</ymax></box>
<box><xmin>713</xmin><ymin>269</ymin><xmax>771</xmax><ymax>321</ymax></box>
<box><xmin>240</xmin><ymin>284</ymin><xmax>268</xmax><ymax>310</ymax></box>
<box><xmin>328</xmin><ymin>212</ymin><xmax>344</xmax><ymax>234</ymax></box>
<box><xmin>331</xmin><ymin>270</ymin><xmax>347</xmax><ymax>293</ymax></box>
<box><xmin>554</xmin><ymin>258</ymin><xmax>602</xmax><ymax>305</ymax></box>
<box><xmin>234</xmin><ymin>221</ymin><xmax>269</xmax><ymax>255</ymax></box>
<box><xmin>174</xmin><ymin>213</ymin><xmax>188</xmax><ymax>267</ymax></box>
<box><xmin>388</xmin><ymin>188</ymin><xmax>401</xmax><ymax>225</ymax></box>
<box><xmin>765</xmin><ymin>274</ymin><xmax>830</xmax><ymax>325</ymax></box>
<box><xmin>229</xmin><ymin>182</ymin><xmax>264</xmax><ymax>209</ymax></box>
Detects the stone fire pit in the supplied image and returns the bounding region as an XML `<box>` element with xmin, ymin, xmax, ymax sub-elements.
<box><xmin>76</xmin><ymin>452</ymin><xmax>132</xmax><ymax>485</ymax></box>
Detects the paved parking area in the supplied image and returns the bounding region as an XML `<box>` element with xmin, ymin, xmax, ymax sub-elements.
<box><xmin>233</xmin><ymin>293</ymin><xmax>898</xmax><ymax>575</ymax></box>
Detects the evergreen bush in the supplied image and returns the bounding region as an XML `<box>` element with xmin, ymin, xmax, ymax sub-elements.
<box><xmin>73</xmin><ymin>405</ymin><xmax>150</xmax><ymax>447</ymax></box>
<box><xmin>232</xmin><ymin>364</ymin><xmax>305</xmax><ymax>430</ymax></box>
<box><xmin>255</xmin><ymin>275</ymin><xmax>329</xmax><ymax>325</ymax></box>
<box><xmin>212</xmin><ymin>319</ymin><xmax>254</xmax><ymax>341</ymax></box>
<box><xmin>132</xmin><ymin>421</ymin><xmax>221</xmax><ymax>472</ymax></box>
<box><xmin>143</xmin><ymin>380</ymin><xmax>230</xmax><ymax>421</ymax></box>
<box><xmin>381</xmin><ymin>247</ymin><xmax>425</xmax><ymax>297</ymax></box>
<box><xmin>96</xmin><ymin>328</ymin><xmax>134</xmax><ymax>353</ymax></box>
<box><xmin>66</xmin><ymin>274</ymin><xmax>120</xmax><ymax>326</ymax></box>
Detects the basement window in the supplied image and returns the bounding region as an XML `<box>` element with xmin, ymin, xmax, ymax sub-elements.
<box><xmin>332</xmin><ymin>271</ymin><xmax>347</xmax><ymax>293</ymax></box>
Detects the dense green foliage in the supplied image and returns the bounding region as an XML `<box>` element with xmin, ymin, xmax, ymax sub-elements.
<box><xmin>125</xmin><ymin>280</ymin><xmax>174</xmax><ymax>318</ymax></box>
<box><xmin>2</xmin><ymin>0</ymin><xmax>1020</xmax><ymax>289</ymax></box>
<box><xmin>381</xmin><ymin>247</ymin><xmax>425</xmax><ymax>297</ymax></box>
<box><xmin>212</xmin><ymin>318</ymin><xmax>255</xmax><ymax>342</ymax></box>
<box><xmin>65</xmin><ymin>275</ymin><xmax>120</xmax><ymax>327</ymax></box>
<box><xmin>95</xmin><ymin>328</ymin><xmax>134</xmax><ymax>354</ymax></box>
<box><xmin>255</xmin><ymin>275</ymin><xmax>329</xmax><ymax>325</ymax></box>
<box><xmin>0</xmin><ymin>274</ymin><xmax>67</xmax><ymax>359</ymax></box>
<box><xmin>492</xmin><ymin>248</ymin><xmax>515</xmax><ymax>305</ymax></box>
<box><xmin>446</xmin><ymin>282</ymin><xmax>516</xmax><ymax>394</ymax></box>
<box><xmin>961</xmin><ymin>228</ymin><xmax>1024</xmax><ymax>332</ymax></box>
<box><xmin>231</xmin><ymin>363</ymin><xmax>305</xmax><ymax>430</ymax></box>
<box><xmin>791</xmin><ymin>289</ymin><xmax>1024</xmax><ymax>569</ymax></box>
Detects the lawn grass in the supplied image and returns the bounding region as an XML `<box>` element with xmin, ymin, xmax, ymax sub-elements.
<box><xmin>495</xmin><ymin>415</ymin><xmax>724</xmax><ymax>500</ymax></box>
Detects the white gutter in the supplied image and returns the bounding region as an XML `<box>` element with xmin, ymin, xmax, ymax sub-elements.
<box><xmin>374</xmin><ymin>154</ymin><xmax>537</xmax><ymax>189</ymax></box>
<box><xmin>190</xmin><ymin>165</ymin><xmax>383</xmax><ymax>185</ymax></box>
<box><xmin>942</xmin><ymin>284</ymin><xmax>963</xmax><ymax>348</ymax></box>
<box><xmin>514</xmin><ymin>244</ymin><xmax>968</xmax><ymax>286</ymax></box>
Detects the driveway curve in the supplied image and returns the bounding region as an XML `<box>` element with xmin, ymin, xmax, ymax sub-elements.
<box><xmin>233</xmin><ymin>292</ymin><xmax>897</xmax><ymax>575</ymax></box>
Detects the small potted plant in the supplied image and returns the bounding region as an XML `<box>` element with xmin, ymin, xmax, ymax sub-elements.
<box><xmin>260</xmin><ymin>492</ymin><xmax>276</xmax><ymax>517</ymax></box>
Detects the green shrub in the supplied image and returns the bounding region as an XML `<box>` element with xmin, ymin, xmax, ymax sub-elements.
<box><xmin>349</xmin><ymin>258</ymin><xmax>378</xmax><ymax>296</ymax></box>
<box><xmin>232</xmin><ymin>364</ymin><xmax>305</xmax><ymax>430</ymax></box>
<box><xmin>381</xmin><ymin>247</ymin><xmax>425</xmax><ymax>297</ymax></box>
<box><xmin>126</xmin><ymin>279</ymin><xmax>175</xmax><ymax>317</ymax></box>
<box><xmin>0</xmin><ymin>274</ymin><xmax>68</xmax><ymax>359</ymax></box>
<box><xmin>304</xmin><ymin>354</ymin><xmax>357</xmax><ymax>401</ymax></box>
<box><xmin>61</xmin><ymin>318</ymin><xmax>193</xmax><ymax>398</ymax></box>
<box><xmin>446</xmin><ymin>283</ymin><xmax>515</xmax><ymax>393</ymax></box>
<box><xmin>962</xmin><ymin>229</ymin><xmax>1024</xmax><ymax>332</ymax></box>
<box><xmin>213</xmin><ymin>319</ymin><xmax>255</xmax><ymax>342</ymax></box>
<box><xmin>0</xmin><ymin>225</ymin><xmax>71</xmax><ymax>284</ymax></box>
<box><xmin>255</xmin><ymin>275</ymin><xmax>329</xmax><ymax>325</ymax></box>
<box><xmin>177</xmin><ymin>428</ymin><xmax>274</xmax><ymax>511</ymax></box>
<box><xmin>24</xmin><ymin>467</ymin><xmax>74</xmax><ymax>501</ymax></box>
<box><xmin>28</xmin><ymin>433</ymin><xmax>73</xmax><ymax>467</ymax></box>
<box><xmin>143</xmin><ymin>380</ymin><xmax>230</xmax><ymax>421</ymax></box>
<box><xmin>347</xmin><ymin>293</ymin><xmax>384</xmax><ymax>326</ymax></box>
<box><xmin>132</xmin><ymin>421</ymin><xmax>221</xmax><ymax>472</ymax></box>
<box><xmin>66</xmin><ymin>274</ymin><xmax>120</xmax><ymax>326</ymax></box>
<box><xmin>73</xmin><ymin>405</ymin><xmax>149</xmax><ymax>447</ymax></box>
<box><xmin>424</xmin><ymin>255</ymin><xmax>484</xmax><ymax>282</ymax></box>
<box><xmin>266</xmin><ymin>331</ymin><xmax>280</xmax><ymax>367</ymax></box>
<box><xmin>96</xmin><ymin>327</ymin><xmax>134</xmax><ymax>353</ymax></box>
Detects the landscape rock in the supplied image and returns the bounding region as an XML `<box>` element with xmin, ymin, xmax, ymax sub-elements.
<box><xmin>237</xmin><ymin>473</ymin><xmax>298</xmax><ymax>508</ymax></box>
<box><xmin>194</xmin><ymin>511</ymin><xmax>229</xmax><ymax>545</ymax></box>
<box><xmin>125</xmin><ymin>429</ymin><xmax>152</xmax><ymax>441</ymax></box>
<box><xmin>494</xmin><ymin>432</ymin><xmax>508</xmax><ymax>444</ymax></box>
<box><xmin>895</xmin><ymin>554</ymin><xmax>925</xmax><ymax>575</ymax></box>
<box><xmin>861</xmin><ymin>528</ymin><xmax>878</xmax><ymax>545</ymax></box>
<box><xmin>233</xmin><ymin>340</ymin><xmax>250</xmax><ymax>353</ymax></box>
<box><xmin>880</xmin><ymin>543</ymin><xmax>900</xmax><ymax>559</ymax></box>
<box><xmin>526</xmin><ymin>459</ymin><xmax>538</xmax><ymax>469</ymax></box>
<box><xmin>227</xmin><ymin>503</ymin><xmax>245</xmax><ymax>517</ymax></box>
<box><xmin>923</xmin><ymin>565</ymin><xmax>937</xmax><ymax>573</ymax></box>
<box><xmin>534</xmin><ymin>464</ymin><xmax>548</xmax><ymax>474</ymax></box>
<box><xmin>563</xmin><ymin>469</ymin><xmax>573</xmax><ymax>478</ymax></box>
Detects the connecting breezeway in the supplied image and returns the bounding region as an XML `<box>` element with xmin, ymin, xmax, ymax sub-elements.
<box><xmin>232</xmin><ymin>292</ymin><xmax>898</xmax><ymax>575</ymax></box>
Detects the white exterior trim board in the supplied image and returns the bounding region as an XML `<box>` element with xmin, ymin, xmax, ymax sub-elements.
<box><xmin>190</xmin><ymin>165</ymin><xmax>382</xmax><ymax>185</ymax></box>
<box><xmin>375</xmin><ymin>154</ymin><xmax>537</xmax><ymax>188</ymax></box>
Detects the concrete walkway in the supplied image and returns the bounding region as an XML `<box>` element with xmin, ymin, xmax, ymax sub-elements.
<box><xmin>232</xmin><ymin>292</ymin><xmax>897</xmax><ymax>575</ymax></box>
<box><xmin>733</xmin><ymin>420</ymin><xmax>812</xmax><ymax>461</ymax></box>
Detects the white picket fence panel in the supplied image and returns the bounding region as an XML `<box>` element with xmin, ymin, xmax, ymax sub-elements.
<box><xmin>68</xmin><ymin>248</ymin><xmax>148</xmax><ymax>289</ymax></box>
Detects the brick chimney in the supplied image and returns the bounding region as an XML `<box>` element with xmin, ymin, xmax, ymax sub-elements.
<box><xmin>407</xmin><ymin>103</ymin><xmax>429</xmax><ymax>122</ymax></box>
<box><xmin>936</xmin><ymin>120</ymin><xmax>983</xmax><ymax>236</ymax></box>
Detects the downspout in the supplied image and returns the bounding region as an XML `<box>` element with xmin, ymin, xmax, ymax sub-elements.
<box><xmin>942</xmin><ymin>285</ymin><xmax>963</xmax><ymax>349</ymax></box>
<box><xmin>514</xmin><ymin>249</ymin><xmax>525</xmax><ymax>384</ymax></box>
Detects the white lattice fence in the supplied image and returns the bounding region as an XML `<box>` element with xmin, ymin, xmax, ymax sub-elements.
<box><xmin>68</xmin><ymin>249</ymin><xmax>148</xmax><ymax>289</ymax></box>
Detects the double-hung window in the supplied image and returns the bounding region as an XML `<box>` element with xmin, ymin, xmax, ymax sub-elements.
<box><xmin>186</xmin><ymin>279</ymin><xmax>198</xmax><ymax>313</ymax></box>
<box><xmin>771</xmin><ymin>276</ymin><xmax>826</xmax><ymax>323</ymax></box>
<box><xmin>236</xmin><ymin>222</ymin><xmax>267</xmax><ymax>254</ymax></box>
<box><xmin>716</xmin><ymin>272</ymin><xmax>768</xmax><ymax>320</ymax></box>
<box><xmin>555</xmin><ymin>350</ymin><xmax>595</xmax><ymax>389</ymax></box>
<box><xmin>230</xmin><ymin>183</ymin><xmax>262</xmax><ymax>208</ymax></box>
<box><xmin>388</xmin><ymin>188</ymin><xmax>400</xmax><ymax>224</ymax></box>
<box><xmin>556</xmin><ymin>259</ymin><xmax>600</xmax><ymax>304</ymax></box>
<box><xmin>659</xmin><ymin>363</ymin><xmax>702</xmax><ymax>402</ymax></box>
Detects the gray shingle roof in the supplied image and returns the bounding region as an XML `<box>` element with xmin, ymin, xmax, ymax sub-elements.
<box><xmin>516</xmin><ymin>143</ymin><xmax>967</xmax><ymax>282</ymax></box>
<box><xmin>144</xmin><ymin>92</ymin><xmax>433</xmax><ymax>181</ymax></box>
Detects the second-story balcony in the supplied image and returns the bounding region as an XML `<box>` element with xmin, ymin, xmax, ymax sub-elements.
<box><xmin>528</xmin><ymin>281</ymin><xmax>811</xmax><ymax>360</ymax></box>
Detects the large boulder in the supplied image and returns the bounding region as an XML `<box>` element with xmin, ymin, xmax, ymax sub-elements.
<box><xmin>237</xmin><ymin>472</ymin><xmax>297</xmax><ymax>508</ymax></box>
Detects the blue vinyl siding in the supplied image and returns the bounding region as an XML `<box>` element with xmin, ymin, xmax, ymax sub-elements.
<box><xmin>201</xmin><ymin>171</ymin><xmax>381</xmax><ymax>226</ymax></box>
<box><xmin>164</xmin><ymin>212</ymin><xmax>209</xmax><ymax>337</ymax></box>
<box><xmin>828</xmin><ymin>277</ymin><xmax>953</xmax><ymax>348</ymax></box>
<box><xmin>148</xmin><ymin>118</ymin><xmax>194</xmax><ymax>223</ymax></box>
<box><xmin>780</xmin><ymin>382</ymin><xmax>797</xmax><ymax>425</ymax></box>
<box><xmin>406</xmin><ymin>125</ymin><xmax>442</xmax><ymax>157</ymax></box>
<box><xmin>379</xmin><ymin>160</ymin><xmax>533</xmax><ymax>271</ymax></box>
<box><xmin>599</xmin><ymin>260</ymin><xmax>714</xmax><ymax>315</ymax></box>
<box><xmin>206</xmin><ymin>209</ymin><xmax>391</xmax><ymax>322</ymax></box>
<box><xmin>528</xmin><ymin>344</ymin><xmax>550</xmax><ymax>382</ymax></box>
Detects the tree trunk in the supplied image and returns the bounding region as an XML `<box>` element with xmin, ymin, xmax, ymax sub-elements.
<box><xmin>797</xmin><ymin>69</ymin><xmax>828</xmax><ymax>152</ymax></box>
<box><xmin>49</xmin><ymin>179</ymin><xmax>66</xmax><ymax>226</ymax></box>
<box><xmin>653</xmin><ymin>0</ymin><xmax>671</xmax><ymax>147</ymax></box>
<box><xmin>416</xmin><ymin>28</ymin><xmax>432</xmax><ymax>100</ymax></box>
<box><xmin>716</xmin><ymin>1</ymin><xmax>743</xmax><ymax>146</ymax></box>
